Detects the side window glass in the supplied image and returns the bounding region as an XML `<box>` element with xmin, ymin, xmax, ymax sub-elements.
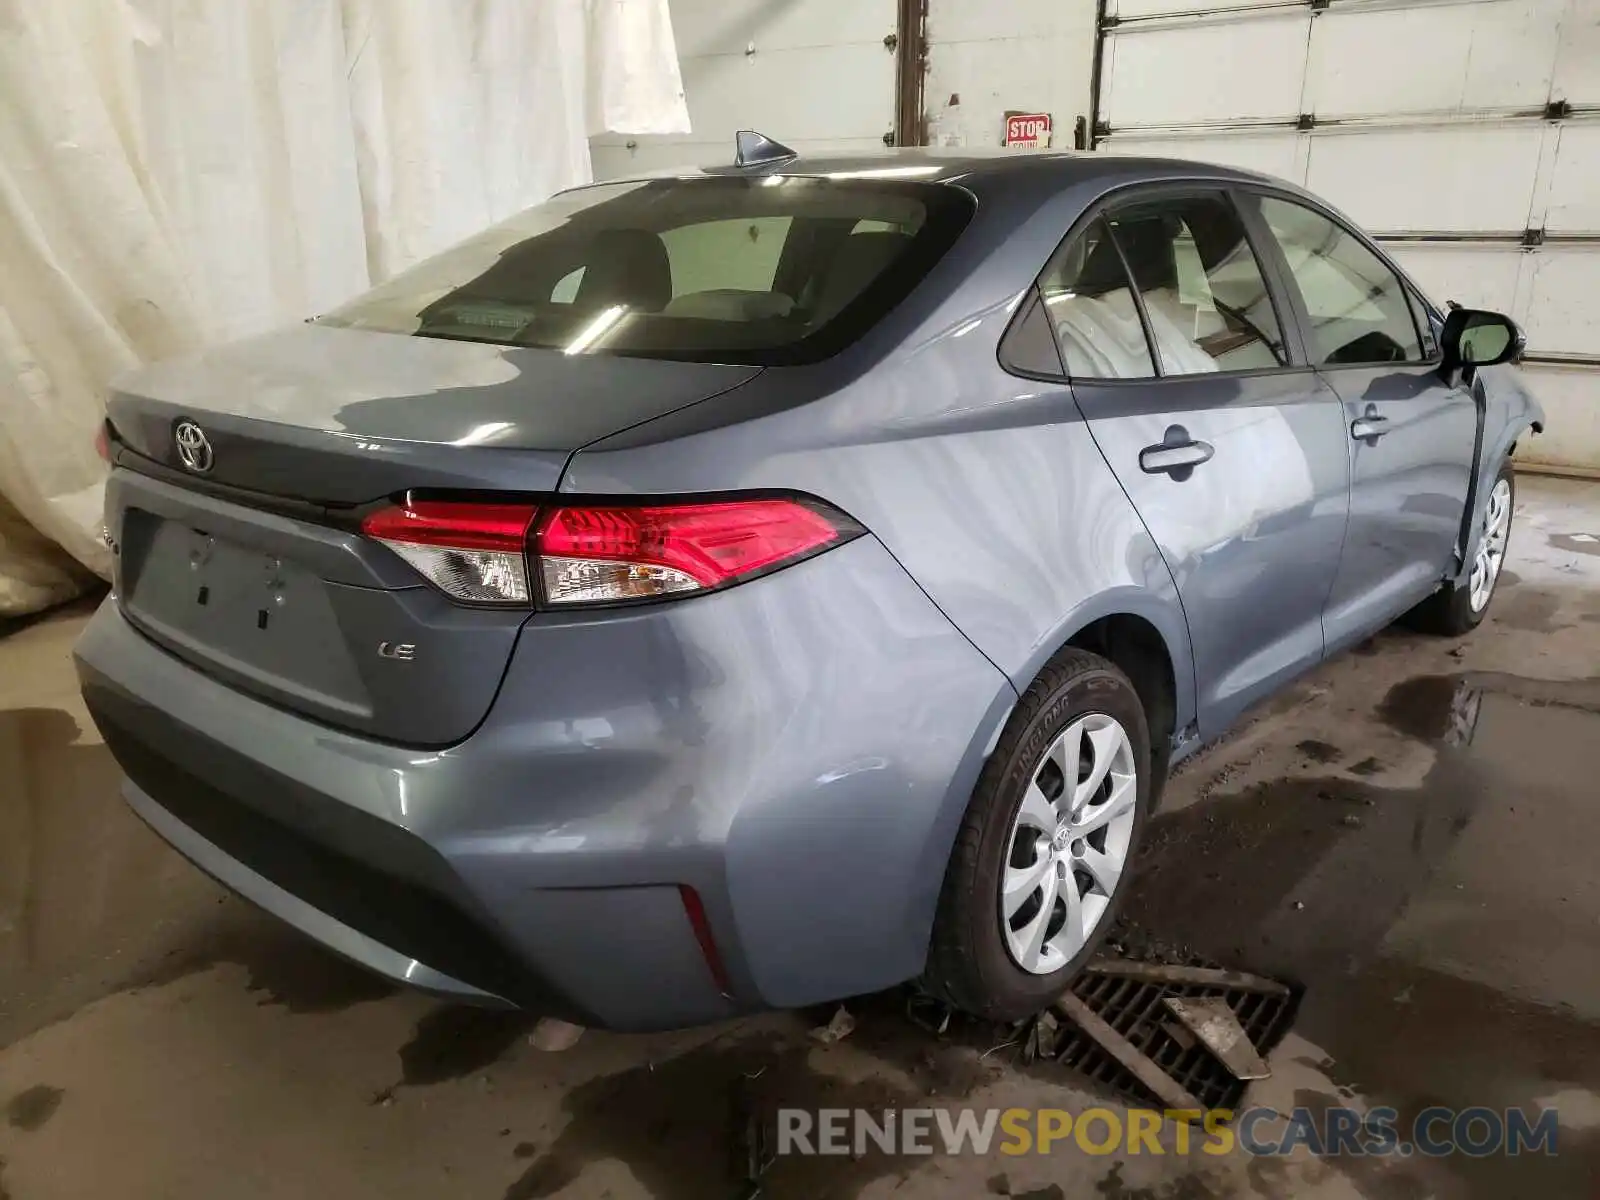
<box><xmin>1037</xmin><ymin>216</ymin><xmax>1156</xmax><ymax>380</ymax></box>
<box><xmin>1105</xmin><ymin>194</ymin><xmax>1287</xmax><ymax>375</ymax></box>
<box><xmin>1257</xmin><ymin>196</ymin><xmax>1422</xmax><ymax>366</ymax></box>
<box><xmin>999</xmin><ymin>290</ymin><xmax>1065</xmax><ymax>376</ymax></box>
<box><xmin>550</xmin><ymin>267</ymin><xmax>585</xmax><ymax>304</ymax></box>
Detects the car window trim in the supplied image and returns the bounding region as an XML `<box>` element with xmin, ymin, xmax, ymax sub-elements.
<box><xmin>1102</xmin><ymin>188</ymin><xmax>1298</xmax><ymax>377</ymax></box>
<box><xmin>1233</xmin><ymin>184</ymin><xmax>1442</xmax><ymax>373</ymax></box>
<box><xmin>1100</xmin><ymin>213</ymin><xmax>1167</xmax><ymax>376</ymax></box>
<box><xmin>997</xmin><ymin>285</ymin><xmax>1069</xmax><ymax>380</ymax></box>
<box><xmin>998</xmin><ymin>178</ymin><xmax>1316</xmax><ymax>386</ymax></box>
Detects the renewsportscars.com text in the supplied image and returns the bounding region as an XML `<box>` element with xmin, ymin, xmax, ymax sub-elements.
<box><xmin>775</xmin><ymin>1105</ymin><xmax>1558</xmax><ymax>1159</ymax></box>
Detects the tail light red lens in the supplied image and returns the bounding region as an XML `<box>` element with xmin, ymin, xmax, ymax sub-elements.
<box><xmin>94</xmin><ymin>423</ymin><xmax>111</xmax><ymax>463</ymax></box>
<box><xmin>537</xmin><ymin>499</ymin><xmax>851</xmax><ymax>606</ymax></box>
<box><xmin>363</xmin><ymin>496</ymin><xmax>858</xmax><ymax>608</ymax></box>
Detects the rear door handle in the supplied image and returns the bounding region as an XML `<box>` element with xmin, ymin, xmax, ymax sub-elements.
<box><xmin>1139</xmin><ymin>438</ymin><xmax>1215</xmax><ymax>477</ymax></box>
<box><xmin>1351</xmin><ymin>408</ymin><xmax>1389</xmax><ymax>444</ymax></box>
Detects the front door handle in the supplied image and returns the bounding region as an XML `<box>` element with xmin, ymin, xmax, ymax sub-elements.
<box><xmin>1351</xmin><ymin>405</ymin><xmax>1389</xmax><ymax>444</ymax></box>
<box><xmin>1139</xmin><ymin>434</ymin><xmax>1215</xmax><ymax>479</ymax></box>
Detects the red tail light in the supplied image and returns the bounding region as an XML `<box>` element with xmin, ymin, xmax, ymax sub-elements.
<box><xmin>94</xmin><ymin>422</ymin><xmax>111</xmax><ymax>462</ymax></box>
<box><xmin>362</xmin><ymin>496</ymin><xmax>858</xmax><ymax>607</ymax></box>
<box><xmin>537</xmin><ymin>499</ymin><xmax>852</xmax><ymax>606</ymax></box>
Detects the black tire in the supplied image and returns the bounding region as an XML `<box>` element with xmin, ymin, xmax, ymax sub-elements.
<box><xmin>1408</xmin><ymin>460</ymin><xmax>1516</xmax><ymax>637</ymax></box>
<box><xmin>922</xmin><ymin>647</ymin><xmax>1152</xmax><ymax>1021</ymax></box>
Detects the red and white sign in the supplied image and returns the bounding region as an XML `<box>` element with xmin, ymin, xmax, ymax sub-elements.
<box><xmin>1004</xmin><ymin>112</ymin><xmax>1052</xmax><ymax>150</ymax></box>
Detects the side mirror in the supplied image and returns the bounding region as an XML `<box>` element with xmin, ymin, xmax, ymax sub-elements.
<box><xmin>1441</xmin><ymin>308</ymin><xmax>1524</xmax><ymax>370</ymax></box>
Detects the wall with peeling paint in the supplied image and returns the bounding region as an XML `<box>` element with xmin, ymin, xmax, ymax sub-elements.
<box><xmin>924</xmin><ymin>2</ymin><xmax>1097</xmax><ymax>154</ymax></box>
<box><xmin>590</xmin><ymin>0</ymin><xmax>900</xmax><ymax>179</ymax></box>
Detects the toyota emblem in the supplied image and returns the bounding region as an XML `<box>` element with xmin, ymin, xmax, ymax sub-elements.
<box><xmin>174</xmin><ymin>421</ymin><xmax>213</xmax><ymax>474</ymax></box>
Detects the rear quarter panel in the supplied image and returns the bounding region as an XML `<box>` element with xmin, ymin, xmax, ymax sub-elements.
<box><xmin>560</xmin><ymin>165</ymin><xmax>1200</xmax><ymax>737</ymax></box>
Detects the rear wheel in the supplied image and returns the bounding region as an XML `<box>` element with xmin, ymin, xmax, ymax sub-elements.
<box><xmin>1410</xmin><ymin>461</ymin><xmax>1515</xmax><ymax>636</ymax></box>
<box><xmin>923</xmin><ymin>648</ymin><xmax>1150</xmax><ymax>1020</ymax></box>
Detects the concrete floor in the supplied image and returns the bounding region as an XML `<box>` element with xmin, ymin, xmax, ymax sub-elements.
<box><xmin>3</xmin><ymin>476</ymin><xmax>1599</xmax><ymax>1200</ymax></box>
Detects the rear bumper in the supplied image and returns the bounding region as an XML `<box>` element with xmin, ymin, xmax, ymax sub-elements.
<box><xmin>76</xmin><ymin>536</ymin><xmax>1014</xmax><ymax>1031</ymax></box>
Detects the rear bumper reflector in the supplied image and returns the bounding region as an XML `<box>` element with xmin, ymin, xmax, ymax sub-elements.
<box><xmin>679</xmin><ymin>883</ymin><xmax>733</xmax><ymax>998</ymax></box>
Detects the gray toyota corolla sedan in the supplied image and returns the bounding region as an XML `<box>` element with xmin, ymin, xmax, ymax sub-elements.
<box><xmin>77</xmin><ymin>137</ymin><xmax>1543</xmax><ymax>1030</ymax></box>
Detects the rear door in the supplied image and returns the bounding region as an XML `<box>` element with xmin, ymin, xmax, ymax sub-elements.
<box><xmin>1244</xmin><ymin>192</ymin><xmax>1477</xmax><ymax>650</ymax></box>
<box><xmin>1040</xmin><ymin>187</ymin><xmax>1351</xmax><ymax>737</ymax></box>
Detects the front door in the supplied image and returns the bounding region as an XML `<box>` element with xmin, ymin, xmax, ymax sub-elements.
<box><xmin>1042</xmin><ymin>190</ymin><xmax>1351</xmax><ymax>738</ymax></box>
<box><xmin>1246</xmin><ymin>194</ymin><xmax>1477</xmax><ymax>650</ymax></box>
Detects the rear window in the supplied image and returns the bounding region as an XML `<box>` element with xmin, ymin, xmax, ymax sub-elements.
<box><xmin>319</xmin><ymin>176</ymin><xmax>974</xmax><ymax>365</ymax></box>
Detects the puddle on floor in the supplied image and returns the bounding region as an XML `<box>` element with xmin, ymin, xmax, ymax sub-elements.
<box><xmin>396</xmin><ymin>1006</ymin><xmax>535</xmax><ymax>1089</ymax></box>
<box><xmin>1116</xmin><ymin>671</ymin><xmax>1600</xmax><ymax>1198</ymax></box>
<box><xmin>0</xmin><ymin>706</ymin><xmax>392</xmax><ymax>1047</ymax></box>
<box><xmin>503</xmin><ymin>1030</ymin><xmax>941</xmax><ymax>1200</ymax></box>
<box><xmin>10</xmin><ymin>666</ymin><xmax>1600</xmax><ymax>1198</ymax></box>
<box><xmin>1489</xmin><ymin>587</ymin><xmax>1565</xmax><ymax>633</ymax></box>
<box><xmin>1549</xmin><ymin>533</ymin><xmax>1600</xmax><ymax>558</ymax></box>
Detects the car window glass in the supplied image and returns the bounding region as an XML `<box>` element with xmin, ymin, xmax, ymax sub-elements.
<box><xmin>1257</xmin><ymin>196</ymin><xmax>1422</xmax><ymax>366</ymax></box>
<box><xmin>1036</xmin><ymin>217</ymin><xmax>1156</xmax><ymax>380</ymax></box>
<box><xmin>659</xmin><ymin>216</ymin><xmax>793</xmax><ymax>297</ymax></box>
<box><xmin>999</xmin><ymin>290</ymin><xmax>1066</xmax><ymax>376</ymax></box>
<box><xmin>550</xmin><ymin>267</ymin><xmax>585</xmax><ymax>303</ymax></box>
<box><xmin>1105</xmin><ymin>194</ymin><xmax>1287</xmax><ymax>376</ymax></box>
<box><xmin>319</xmin><ymin>176</ymin><xmax>970</xmax><ymax>365</ymax></box>
<box><xmin>852</xmin><ymin>217</ymin><xmax>913</xmax><ymax>234</ymax></box>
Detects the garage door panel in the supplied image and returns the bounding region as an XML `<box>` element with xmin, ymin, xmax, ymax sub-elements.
<box><xmin>1100</xmin><ymin>132</ymin><xmax>1303</xmax><ymax>181</ymax></box>
<box><xmin>1551</xmin><ymin>4</ymin><xmax>1600</xmax><ymax>105</ymax></box>
<box><xmin>930</xmin><ymin>1</ymin><xmax>1095</xmax><ymax>44</ymax></box>
<box><xmin>670</xmin><ymin>0</ymin><xmax>893</xmax><ymax>57</ymax></box>
<box><xmin>1544</xmin><ymin>123</ymin><xmax>1600</xmax><ymax>233</ymax></box>
<box><xmin>1385</xmin><ymin>244</ymin><xmax>1524</xmax><ymax>317</ymax></box>
<box><xmin>1305</xmin><ymin>126</ymin><xmax>1542</xmax><ymax>233</ymax></box>
<box><xmin>1310</xmin><ymin>1</ymin><xmax>1559</xmax><ymax>117</ymax></box>
<box><xmin>1521</xmin><ymin>247</ymin><xmax>1600</xmax><ymax>357</ymax></box>
<box><xmin>1104</xmin><ymin>16</ymin><xmax>1309</xmax><ymax>128</ymax></box>
<box><xmin>1516</xmin><ymin>367</ymin><xmax>1600</xmax><ymax>471</ymax></box>
<box><xmin>1108</xmin><ymin>0</ymin><xmax>1280</xmax><ymax>17</ymax></box>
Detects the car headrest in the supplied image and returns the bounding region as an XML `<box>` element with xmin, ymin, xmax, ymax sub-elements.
<box><xmin>574</xmin><ymin>229</ymin><xmax>673</xmax><ymax>313</ymax></box>
<box><xmin>1079</xmin><ymin>233</ymin><xmax>1133</xmax><ymax>296</ymax></box>
<box><xmin>815</xmin><ymin>231</ymin><xmax>914</xmax><ymax>319</ymax></box>
<box><xmin>1112</xmin><ymin>218</ymin><xmax>1177</xmax><ymax>291</ymax></box>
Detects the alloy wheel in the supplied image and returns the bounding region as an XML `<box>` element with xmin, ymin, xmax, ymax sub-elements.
<box><xmin>1469</xmin><ymin>478</ymin><xmax>1512</xmax><ymax>613</ymax></box>
<box><xmin>1000</xmin><ymin>713</ymin><xmax>1137</xmax><ymax>975</ymax></box>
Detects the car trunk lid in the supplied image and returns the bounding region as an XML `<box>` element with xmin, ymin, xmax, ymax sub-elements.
<box><xmin>105</xmin><ymin>323</ymin><xmax>760</xmax><ymax>745</ymax></box>
<box><xmin>109</xmin><ymin>322</ymin><xmax>760</xmax><ymax>503</ymax></box>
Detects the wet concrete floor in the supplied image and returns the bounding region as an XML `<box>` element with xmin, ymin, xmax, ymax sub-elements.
<box><xmin>2</xmin><ymin>477</ymin><xmax>1600</xmax><ymax>1199</ymax></box>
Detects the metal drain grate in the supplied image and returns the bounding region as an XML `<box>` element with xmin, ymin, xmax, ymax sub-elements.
<box><xmin>1054</xmin><ymin>963</ymin><xmax>1301</xmax><ymax>1111</ymax></box>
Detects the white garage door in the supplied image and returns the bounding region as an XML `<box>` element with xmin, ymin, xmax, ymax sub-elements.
<box><xmin>1099</xmin><ymin>0</ymin><xmax>1600</xmax><ymax>473</ymax></box>
<box><xmin>590</xmin><ymin>0</ymin><xmax>899</xmax><ymax>180</ymax></box>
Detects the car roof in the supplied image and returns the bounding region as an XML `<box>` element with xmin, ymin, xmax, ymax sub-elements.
<box><xmin>593</xmin><ymin>146</ymin><xmax>1279</xmax><ymax>192</ymax></box>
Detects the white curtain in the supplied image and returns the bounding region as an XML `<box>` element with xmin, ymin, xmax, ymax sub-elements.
<box><xmin>0</xmin><ymin>0</ymin><xmax>688</xmax><ymax>616</ymax></box>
